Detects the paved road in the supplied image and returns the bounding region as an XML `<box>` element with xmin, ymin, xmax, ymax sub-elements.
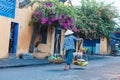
<box><xmin>0</xmin><ymin>56</ymin><xmax>120</xmax><ymax>80</ymax></box>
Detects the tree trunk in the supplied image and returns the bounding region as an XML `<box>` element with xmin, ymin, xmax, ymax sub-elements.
<box><xmin>29</xmin><ymin>26</ymin><xmax>38</xmax><ymax>53</ymax></box>
<box><xmin>35</xmin><ymin>27</ymin><xmax>42</xmax><ymax>47</ymax></box>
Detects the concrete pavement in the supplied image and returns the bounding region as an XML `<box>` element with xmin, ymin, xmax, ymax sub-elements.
<box><xmin>0</xmin><ymin>56</ymin><xmax>120</xmax><ymax>80</ymax></box>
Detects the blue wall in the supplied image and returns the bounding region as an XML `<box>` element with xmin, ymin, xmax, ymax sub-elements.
<box><xmin>83</xmin><ymin>39</ymin><xmax>100</xmax><ymax>54</ymax></box>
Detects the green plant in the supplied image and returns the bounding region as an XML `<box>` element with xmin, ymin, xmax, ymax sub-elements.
<box><xmin>30</xmin><ymin>0</ymin><xmax>78</xmax><ymax>31</ymax></box>
<box><xmin>75</xmin><ymin>0</ymin><xmax>120</xmax><ymax>39</ymax></box>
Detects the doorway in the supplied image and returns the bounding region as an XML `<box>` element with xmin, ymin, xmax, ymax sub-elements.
<box><xmin>8</xmin><ymin>22</ymin><xmax>19</xmax><ymax>54</ymax></box>
<box><xmin>54</xmin><ymin>27</ymin><xmax>62</xmax><ymax>54</ymax></box>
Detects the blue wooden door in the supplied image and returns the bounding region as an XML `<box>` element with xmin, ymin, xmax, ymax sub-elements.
<box><xmin>13</xmin><ymin>23</ymin><xmax>19</xmax><ymax>53</ymax></box>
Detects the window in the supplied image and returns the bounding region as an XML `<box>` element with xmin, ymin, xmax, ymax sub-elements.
<box><xmin>59</xmin><ymin>0</ymin><xmax>67</xmax><ymax>3</ymax></box>
<box><xmin>40</xmin><ymin>26</ymin><xmax>48</xmax><ymax>44</ymax></box>
<box><xmin>19</xmin><ymin>0</ymin><xmax>30</xmax><ymax>8</ymax></box>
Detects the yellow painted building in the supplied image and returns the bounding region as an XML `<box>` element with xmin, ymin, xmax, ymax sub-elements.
<box><xmin>0</xmin><ymin>0</ymin><xmax>109</xmax><ymax>59</ymax></box>
<box><xmin>0</xmin><ymin>0</ymin><xmax>34</xmax><ymax>59</ymax></box>
<box><xmin>0</xmin><ymin>0</ymin><xmax>66</xmax><ymax>59</ymax></box>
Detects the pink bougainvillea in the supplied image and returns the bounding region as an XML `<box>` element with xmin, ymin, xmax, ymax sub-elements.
<box><xmin>31</xmin><ymin>0</ymin><xmax>78</xmax><ymax>32</ymax></box>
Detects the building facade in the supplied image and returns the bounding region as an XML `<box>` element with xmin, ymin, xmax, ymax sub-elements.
<box><xmin>0</xmin><ymin>0</ymin><xmax>108</xmax><ymax>59</ymax></box>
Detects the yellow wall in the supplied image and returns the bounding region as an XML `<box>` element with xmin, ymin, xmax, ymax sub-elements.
<box><xmin>100</xmin><ymin>37</ymin><xmax>107</xmax><ymax>54</ymax></box>
<box><xmin>0</xmin><ymin>1</ymin><xmax>34</xmax><ymax>59</ymax></box>
<box><xmin>0</xmin><ymin>16</ymin><xmax>11</xmax><ymax>58</ymax></box>
<box><xmin>0</xmin><ymin>1</ymin><xmax>54</xmax><ymax>59</ymax></box>
<box><xmin>35</xmin><ymin>27</ymin><xmax>53</xmax><ymax>54</ymax></box>
<box><xmin>14</xmin><ymin>7</ymin><xmax>33</xmax><ymax>54</ymax></box>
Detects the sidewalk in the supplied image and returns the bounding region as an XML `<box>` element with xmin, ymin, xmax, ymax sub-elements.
<box><xmin>0</xmin><ymin>55</ymin><xmax>112</xmax><ymax>68</ymax></box>
<box><xmin>0</xmin><ymin>58</ymin><xmax>49</xmax><ymax>68</ymax></box>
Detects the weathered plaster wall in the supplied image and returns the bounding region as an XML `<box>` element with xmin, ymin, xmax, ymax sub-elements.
<box><xmin>35</xmin><ymin>27</ymin><xmax>53</xmax><ymax>54</ymax></box>
<box><xmin>100</xmin><ymin>37</ymin><xmax>107</xmax><ymax>54</ymax></box>
<box><xmin>0</xmin><ymin>16</ymin><xmax>11</xmax><ymax>59</ymax></box>
<box><xmin>0</xmin><ymin>0</ymin><xmax>34</xmax><ymax>58</ymax></box>
<box><xmin>14</xmin><ymin>7</ymin><xmax>33</xmax><ymax>54</ymax></box>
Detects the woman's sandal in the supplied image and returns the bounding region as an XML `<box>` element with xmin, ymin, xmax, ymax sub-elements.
<box><xmin>64</xmin><ymin>65</ymin><xmax>70</xmax><ymax>70</ymax></box>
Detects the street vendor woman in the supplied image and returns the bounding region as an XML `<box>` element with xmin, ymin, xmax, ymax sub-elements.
<box><xmin>62</xmin><ymin>29</ymin><xmax>82</xmax><ymax>70</ymax></box>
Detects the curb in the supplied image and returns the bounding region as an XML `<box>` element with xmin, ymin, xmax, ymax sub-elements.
<box><xmin>0</xmin><ymin>58</ymin><xmax>50</xmax><ymax>68</ymax></box>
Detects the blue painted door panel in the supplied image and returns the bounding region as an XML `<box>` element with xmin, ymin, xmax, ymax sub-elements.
<box><xmin>13</xmin><ymin>23</ymin><xmax>19</xmax><ymax>53</ymax></box>
<box><xmin>83</xmin><ymin>39</ymin><xmax>100</xmax><ymax>54</ymax></box>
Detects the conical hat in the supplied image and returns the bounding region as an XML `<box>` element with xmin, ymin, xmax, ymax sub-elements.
<box><xmin>64</xmin><ymin>29</ymin><xmax>74</xmax><ymax>35</ymax></box>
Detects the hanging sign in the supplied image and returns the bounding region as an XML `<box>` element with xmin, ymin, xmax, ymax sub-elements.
<box><xmin>0</xmin><ymin>0</ymin><xmax>16</xmax><ymax>19</ymax></box>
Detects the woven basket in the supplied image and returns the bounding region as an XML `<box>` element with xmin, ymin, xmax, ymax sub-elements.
<box><xmin>73</xmin><ymin>60</ymin><xmax>88</xmax><ymax>67</ymax></box>
<box><xmin>73</xmin><ymin>39</ymin><xmax>88</xmax><ymax>67</ymax></box>
<box><xmin>48</xmin><ymin>55</ymin><xmax>63</xmax><ymax>64</ymax></box>
<box><xmin>48</xmin><ymin>58</ymin><xmax>63</xmax><ymax>64</ymax></box>
<box><xmin>73</xmin><ymin>51</ymin><xmax>88</xmax><ymax>67</ymax></box>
